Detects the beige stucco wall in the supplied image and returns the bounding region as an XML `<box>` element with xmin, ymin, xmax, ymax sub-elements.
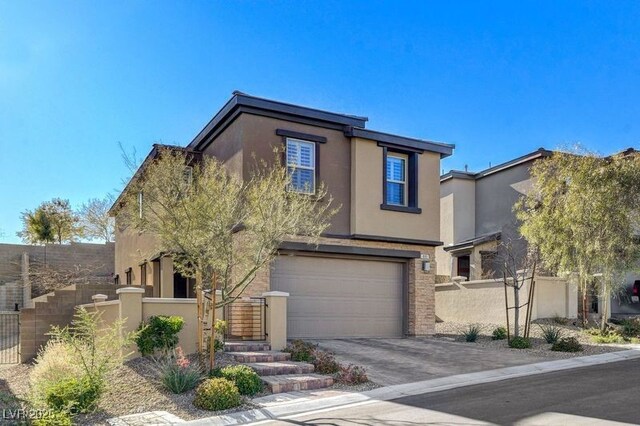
<box><xmin>436</xmin><ymin>177</ymin><xmax>476</xmax><ymax>278</ymax></box>
<box><xmin>350</xmin><ymin>137</ymin><xmax>440</xmax><ymax>241</ymax></box>
<box><xmin>142</xmin><ymin>298</ymin><xmax>199</xmax><ymax>354</ymax></box>
<box><xmin>435</xmin><ymin>276</ymin><xmax>577</xmax><ymax>325</ymax></box>
<box><xmin>114</xmin><ymin>216</ymin><xmax>158</xmax><ymax>284</ymax></box>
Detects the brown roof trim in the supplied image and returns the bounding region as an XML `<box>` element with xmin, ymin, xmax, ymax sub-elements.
<box><xmin>279</xmin><ymin>241</ymin><xmax>421</xmax><ymax>259</ymax></box>
<box><xmin>440</xmin><ymin>148</ymin><xmax>552</xmax><ymax>182</ymax></box>
<box><xmin>345</xmin><ymin>126</ymin><xmax>454</xmax><ymax>158</ymax></box>
<box><xmin>322</xmin><ymin>233</ymin><xmax>443</xmax><ymax>247</ymax></box>
<box><xmin>188</xmin><ymin>92</ymin><xmax>368</xmax><ymax>151</ymax></box>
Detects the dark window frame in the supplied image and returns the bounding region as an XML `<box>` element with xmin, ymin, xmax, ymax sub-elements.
<box><xmin>140</xmin><ymin>263</ymin><xmax>147</xmax><ymax>286</ymax></box>
<box><xmin>277</xmin><ymin>129</ymin><xmax>326</xmax><ymax>196</ymax></box>
<box><xmin>125</xmin><ymin>267</ymin><xmax>132</xmax><ymax>285</ymax></box>
<box><xmin>380</xmin><ymin>144</ymin><xmax>422</xmax><ymax>214</ymax></box>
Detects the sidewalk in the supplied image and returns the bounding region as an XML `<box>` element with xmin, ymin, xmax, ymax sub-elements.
<box><xmin>183</xmin><ymin>347</ymin><xmax>640</xmax><ymax>426</ymax></box>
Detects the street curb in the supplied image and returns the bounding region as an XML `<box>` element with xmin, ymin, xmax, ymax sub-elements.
<box><xmin>183</xmin><ymin>347</ymin><xmax>640</xmax><ymax>425</ymax></box>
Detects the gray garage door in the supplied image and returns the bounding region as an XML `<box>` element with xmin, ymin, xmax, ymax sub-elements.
<box><xmin>271</xmin><ymin>255</ymin><xmax>404</xmax><ymax>338</ymax></box>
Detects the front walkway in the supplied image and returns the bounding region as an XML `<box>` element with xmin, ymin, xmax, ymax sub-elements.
<box><xmin>313</xmin><ymin>338</ymin><xmax>554</xmax><ymax>386</ymax></box>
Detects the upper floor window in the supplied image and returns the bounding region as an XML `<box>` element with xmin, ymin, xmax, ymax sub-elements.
<box><xmin>380</xmin><ymin>145</ymin><xmax>422</xmax><ymax>214</ymax></box>
<box><xmin>386</xmin><ymin>154</ymin><xmax>407</xmax><ymax>206</ymax></box>
<box><xmin>125</xmin><ymin>267</ymin><xmax>132</xmax><ymax>285</ymax></box>
<box><xmin>286</xmin><ymin>138</ymin><xmax>316</xmax><ymax>194</ymax></box>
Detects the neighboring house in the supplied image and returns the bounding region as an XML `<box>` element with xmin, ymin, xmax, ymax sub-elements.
<box><xmin>435</xmin><ymin>147</ymin><xmax>640</xmax><ymax>319</ymax></box>
<box><xmin>436</xmin><ymin>148</ymin><xmax>551</xmax><ymax>282</ymax></box>
<box><xmin>110</xmin><ymin>92</ymin><xmax>454</xmax><ymax>339</ymax></box>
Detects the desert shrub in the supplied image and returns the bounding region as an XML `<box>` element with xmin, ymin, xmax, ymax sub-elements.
<box><xmin>218</xmin><ymin>365</ymin><xmax>263</xmax><ymax>396</ymax></box>
<box><xmin>552</xmin><ymin>315</ymin><xmax>569</xmax><ymax>325</ymax></box>
<box><xmin>621</xmin><ymin>319</ymin><xmax>640</xmax><ymax>337</ymax></box>
<box><xmin>283</xmin><ymin>340</ymin><xmax>317</xmax><ymax>362</ymax></box>
<box><xmin>586</xmin><ymin>328</ymin><xmax>626</xmax><ymax>344</ymax></box>
<box><xmin>334</xmin><ymin>364</ymin><xmax>368</xmax><ymax>385</ymax></box>
<box><xmin>551</xmin><ymin>337</ymin><xmax>583</xmax><ymax>352</ymax></box>
<box><xmin>312</xmin><ymin>350</ymin><xmax>341</xmax><ymax>374</ymax></box>
<box><xmin>44</xmin><ymin>376</ymin><xmax>102</xmax><ymax>414</ymax></box>
<box><xmin>160</xmin><ymin>347</ymin><xmax>204</xmax><ymax>394</ymax></box>
<box><xmin>30</xmin><ymin>308</ymin><xmax>134</xmax><ymax>413</ymax></box>
<box><xmin>193</xmin><ymin>378</ymin><xmax>241</xmax><ymax>411</ymax></box>
<box><xmin>31</xmin><ymin>410</ymin><xmax>73</xmax><ymax>426</ymax></box>
<box><xmin>30</xmin><ymin>341</ymin><xmax>83</xmax><ymax>407</ymax></box>
<box><xmin>508</xmin><ymin>336</ymin><xmax>531</xmax><ymax>349</ymax></box>
<box><xmin>462</xmin><ymin>324</ymin><xmax>482</xmax><ymax>342</ymax></box>
<box><xmin>539</xmin><ymin>324</ymin><xmax>562</xmax><ymax>344</ymax></box>
<box><xmin>135</xmin><ymin>315</ymin><xmax>185</xmax><ymax>356</ymax></box>
<box><xmin>491</xmin><ymin>327</ymin><xmax>507</xmax><ymax>340</ymax></box>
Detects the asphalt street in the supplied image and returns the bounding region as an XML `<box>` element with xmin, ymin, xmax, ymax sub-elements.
<box><xmin>256</xmin><ymin>358</ymin><xmax>640</xmax><ymax>425</ymax></box>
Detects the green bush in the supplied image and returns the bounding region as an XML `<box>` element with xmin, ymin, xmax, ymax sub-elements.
<box><xmin>334</xmin><ymin>364</ymin><xmax>368</xmax><ymax>385</ymax></box>
<box><xmin>31</xmin><ymin>410</ymin><xmax>73</xmax><ymax>426</ymax></box>
<box><xmin>160</xmin><ymin>347</ymin><xmax>204</xmax><ymax>394</ymax></box>
<box><xmin>218</xmin><ymin>365</ymin><xmax>263</xmax><ymax>396</ymax></box>
<box><xmin>193</xmin><ymin>378</ymin><xmax>241</xmax><ymax>411</ymax></box>
<box><xmin>508</xmin><ymin>336</ymin><xmax>531</xmax><ymax>349</ymax></box>
<box><xmin>462</xmin><ymin>324</ymin><xmax>482</xmax><ymax>342</ymax></box>
<box><xmin>539</xmin><ymin>324</ymin><xmax>562</xmax><ymax>344</ymax></box>
<box><xmin>551</xmin><ymin>337</ymin><xmax>583</xmax><ymax>352</ymax></box>
<box><xmin>135</xmin><ymin>315</ymin><xmax>185</xmax><ymax>356</ymax></box>
<box><xmin>491</xmin><ymin>327</ymin><xmax>507</xmax><ymax>340</ymax></box>
<box><xmin>586</xmin><ymin>328</ymin><xmax>626</xmax><ymax>344</ymax></box>
<box><xmin>621</xmin><ymin>319</ymin><xmax>640</xmax><ymax>337</ymax></box>
<box><xmin>283</xmin><ymin>340</ymin><xmax>317</xmax><ymax>362</ymax></box>
<box><xmin>313</xmin><ymin>350</ymin><xmax>341</xmax><ymax>374</ymax></box>
<box><xmin>44</xmin><ymin>376</ymin><xmax>102</xmax><ymax>414</ymax></box>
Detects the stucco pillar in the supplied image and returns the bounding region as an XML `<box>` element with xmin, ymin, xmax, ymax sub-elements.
<box><xmin>160</xmin><ymin>256</ymin><xmax>174</xmax><ymax>298</ymax></box>
<box><xmin>21</xmin><ymin>252</ymin><xmax>31</xmax><ymax>308</ymax></box>
<box><xmin>262</xmin><ymin>291</ymin><xmax>289</xmax><ymax>350</ymax></box>
<box><xmin>116</xmin><ymin>287</ymin><xmax>145</xmax><ymax>357</ymax></box>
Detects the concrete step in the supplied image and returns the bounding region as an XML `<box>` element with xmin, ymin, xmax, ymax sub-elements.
<box><xmin>230</xmin><ymin>351</ymin><xmax>291</xmax><ymax>363</ymax></box>
<box><xmin>224</xmin><ymin>342</ymin><xmax>271</xmax><ymax>352</ymax></box>
<box><xmin>246</xmin><ymin>361</ymin><xmax>314</xmax><ymax>376</ymax></box>
<box><xmin>262</xmin><ymin>374</ymin><xmax>334</xmax><ymax>394</ymax></box>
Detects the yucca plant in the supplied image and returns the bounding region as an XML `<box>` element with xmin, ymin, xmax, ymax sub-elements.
<box><xmin>539</xmin><ymin>324</ymin><xmax>562</xmax><ymax>344</ymax></box>
<box><xmin>462</xmin><ymin>324</ymin><xmax>482</xmax><ymax>342</ymax></box>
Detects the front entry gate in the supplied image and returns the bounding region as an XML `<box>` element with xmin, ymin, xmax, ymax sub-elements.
<box><xmin>0</xmin><ymin>312</ymin><xmax>20</xmax><ymax>364</ymax></box>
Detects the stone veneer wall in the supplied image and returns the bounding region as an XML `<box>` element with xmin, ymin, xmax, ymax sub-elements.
<box><xmin>245</xmin><ymin>236</ymin><xmax>437</xmax><ymax>337</ymax></box>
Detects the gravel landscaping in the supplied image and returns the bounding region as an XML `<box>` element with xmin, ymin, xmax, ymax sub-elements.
<box><xmin>435</xmin><ymin>319</ymin><xmax>631</xmax><ymax>358</ymax></box>
<box><xmin>0</xmin><ymin>351</ymin><xmax>378</xmax><ymax>425</ymax></box>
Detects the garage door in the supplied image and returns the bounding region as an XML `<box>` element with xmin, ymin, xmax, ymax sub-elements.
<box><xmin>271</xmin><ymin>255</ymin><xmax>404</xmax><ymax>338</ymax></box>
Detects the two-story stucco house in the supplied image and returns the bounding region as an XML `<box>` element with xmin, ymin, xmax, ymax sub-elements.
<box><xmin>436</xmin><ymin>148</ymin><xmax>551</xmax><ymax>282</ymax></box>
<box><xmin>111</xmin><ymin>92</ymin><xmax>454</xmax><ymax>339</ymax></box>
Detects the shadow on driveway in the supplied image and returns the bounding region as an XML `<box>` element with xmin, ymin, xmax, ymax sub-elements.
<box><xmin>314</xmin><ymin>338</ymin><xmax>552</xmax><ymax>386</ymax></box>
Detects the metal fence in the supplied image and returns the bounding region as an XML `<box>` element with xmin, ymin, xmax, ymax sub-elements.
<box><xmin>0</xmin><ymin>312</ymin><xmax>20</xmax><ymax>364</ymax></box>
<box><xmin>224</xmin><ymin>297</ymin><xmax>267</xmax><ymax>341</ymax></box>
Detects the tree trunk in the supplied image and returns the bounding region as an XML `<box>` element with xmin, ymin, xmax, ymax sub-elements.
<box><xmin>582</xmin><ymin>282</ymin><xmax>589</xmax><ymax>327</ymax></box>
<box><xmin>600</xmin><ymin>280</ymin><xmax>608</xmax><ymax>332</ymax></box>
<box><xmin>209</xmin><ymin>274</ymin><xmax>217</xmax><ymax>371</ymax></box>
<box><xmin>196</xmin><ymin>271</ymin><xmax>203</xmax><ymax>353</ymax></box>
<box><xmin>513</xmin><ymin>285</ymin><xmax>520</xmax><ymax>337</ymax></box>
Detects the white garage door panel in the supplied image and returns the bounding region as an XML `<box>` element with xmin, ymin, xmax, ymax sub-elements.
<box><xmin>272</xmin><ymin>256</ymin><xmax>403</xmax><ymax>338</ymax></box>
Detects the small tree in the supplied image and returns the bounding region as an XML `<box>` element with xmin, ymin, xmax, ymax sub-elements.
<box><xmin>78</xmin><ymin>196</ymin><xmax>115</xmax><ymax>242</ymax></box>
<box><xmin>515</xmin><ymin>147</ymin><xmax>640</xmax><ymax>328</ymax></box>
<box><xmin>119</xmin><ymin>148</ymin><xmax>337</xmax><ymax>367</ymax></box>
<box><xmin>18</xmin><ymin>198</ymin><xmax>82</xmax><ymax>244</ymax></box>
<box><xmin>497</xmin><ymin>237</ymin><xmax>537</xmax><ymax>338</ymax></box>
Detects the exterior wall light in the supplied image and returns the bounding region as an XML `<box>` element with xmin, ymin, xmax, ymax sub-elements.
<box><xmin>421</xmin><ymin>254</ymin><xmax>431</xmax><ymax>272</ymax></box>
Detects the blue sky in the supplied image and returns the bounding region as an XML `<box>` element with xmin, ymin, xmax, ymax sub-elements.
<box><xmin>1</xmin><ymin>1</ymin><xmax>639</xmax><ymax>243</ymax></box>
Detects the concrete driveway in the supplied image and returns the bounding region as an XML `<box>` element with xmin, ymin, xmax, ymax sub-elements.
<box><xmin>314</xmin><ymin>338</ymin><xmax>552</xmax><ymax>386</ymax></box>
